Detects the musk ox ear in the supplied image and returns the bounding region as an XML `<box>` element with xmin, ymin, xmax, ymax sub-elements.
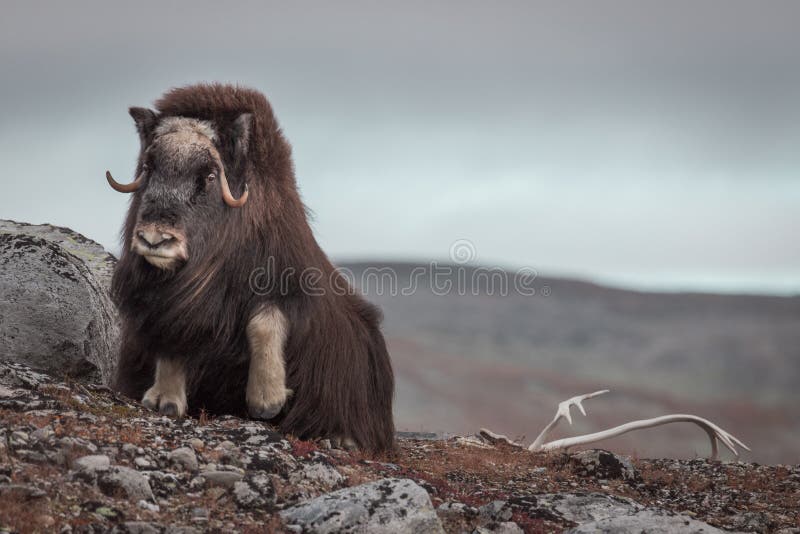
<box><xmin>231</xmin><ymin>113</ymin><xmax>253</xmax><ymax>162</ymax></box>
<box><xmin>129</xmin><ymin>107</ymin><xmax>158</xmax><ymax>147</ymax></box>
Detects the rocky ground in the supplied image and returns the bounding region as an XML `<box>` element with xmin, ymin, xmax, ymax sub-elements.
<box><xmin>0</xmin><ymin>362</ymin><xmax>798</xmax><ymax>533</ymax></box>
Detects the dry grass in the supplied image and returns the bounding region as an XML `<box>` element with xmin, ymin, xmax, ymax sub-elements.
<box><xmin>0</xmin><ymin>493</ymin><xmax>53</xmax><ymax>534</ymax></box>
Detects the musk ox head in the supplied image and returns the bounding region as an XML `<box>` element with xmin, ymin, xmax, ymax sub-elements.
<box><xmin>107</xmin><ymin>108</ymin><xmax>252</xmax><ymax>271</ymax></box>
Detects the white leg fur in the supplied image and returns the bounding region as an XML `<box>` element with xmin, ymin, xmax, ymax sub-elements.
<box><xmin>142</xmin><ymin>358</ymin><xmax>187</xmax><ymax>417</ymax></box>
<box><xmin>246</xmin><ymin>306</ymin><xmax>291</xmax><ymax>420</ymax></box>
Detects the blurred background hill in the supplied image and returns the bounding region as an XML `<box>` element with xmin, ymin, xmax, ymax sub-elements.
<box><xmin>342</xmin><ymin>262</ymin><xmax>799</xmax><ymax>464</ymax></box>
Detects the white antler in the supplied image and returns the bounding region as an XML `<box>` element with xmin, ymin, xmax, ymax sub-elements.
<box><xmin>528</xmin><ymin>389</ymin><xmax>610</xmax><ymax>451</ymax></box>
<box><xmin>525</xmin><ymin>390</ymin><xmax>750</xmax><ymax>460</ymax></box>
<box><xmin>476</xmin><ymin>390</ymin><xmax>751</xmax><ymax>459</ymax></box>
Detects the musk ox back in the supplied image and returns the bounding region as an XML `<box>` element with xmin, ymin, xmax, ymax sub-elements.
<box><xmin>109</xmin><ymin>83</ymin><xmax>395</xmax><ymax>452</ymax></box>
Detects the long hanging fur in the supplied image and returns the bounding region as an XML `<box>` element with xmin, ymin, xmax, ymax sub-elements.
<box><xmin>111</xmin><ymin>83</ymin><xmax>395</xmax><ymax>452</ymax></box>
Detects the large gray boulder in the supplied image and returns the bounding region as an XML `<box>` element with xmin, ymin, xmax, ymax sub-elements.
<box><xmin>0</xmin><ymin>220</ymin><xmax>118</xmax><ymax>383</ymax></box>
<box><xmin>280</xmin><ymin>477</ymin><xmax>444</xmax><ymax>533</ymax></box>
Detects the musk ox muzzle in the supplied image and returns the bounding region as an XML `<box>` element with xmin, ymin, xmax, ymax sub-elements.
<box><xmin>130</xmin><ymin>222</ymin><xmax>188</xmax><ymax>270</ymax></box>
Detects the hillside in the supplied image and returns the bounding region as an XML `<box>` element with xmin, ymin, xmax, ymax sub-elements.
<box><xmin>340</xmin><ymin>262</ymin><xmax>800</xmax><ymax>464</ymax></box>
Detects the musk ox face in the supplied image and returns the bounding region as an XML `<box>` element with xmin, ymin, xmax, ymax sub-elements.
<box><xmin>108</xmin><ymin>109</ymin><xmax>252</xmax><ymax>272</ymax></box>
<box><xmin>132</xmin><ymin>117</ymin><xmax>222</xmax><ymax>271</ymax></box>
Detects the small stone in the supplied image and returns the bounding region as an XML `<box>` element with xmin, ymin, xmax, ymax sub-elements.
<box><xmin>73</xmin><ymin>454</ymin><xmax>111</xmax><ymax>473</ymax></box>
<box><xmin>191</xmin><ymin>507</ymin><xmax>209</xmax><ymax>519</ymax></box>
<box><xmin>134</xmin><ymin>457</ymin><xmax>152</xmax><ymax>469</ymax></box>
<box><xmin>168</xmin><ymin>447</ymin><xmax>198</xmax><ymax>472</ymax></box>
<box><xmin>98</xmin><ymin>466</ymin><xmax>155</xmax><ymax>501</ymax></box>
<box><xmin>202</xmin><ymin>470</ymin><xmax>244</xmax><ymax>488</ymax></box>
<box><xmin>164</xmin><ymin>527</ymin><xmax>202</xmax><ymax>534</ymax></box>
<box><xmin>571</xmin><ymin>449</ymin><xmax>639</xmax><ymax>482</ymax></box>
<box><xmin>473</xmin><ymin>522</ymin><xmax>524</xmax><ymax>534</ymax></box>
<box><xmin>138</xmin><ymin>499</ymin><xmax>160</xmax><ymax>512</ymax></box>
<box><xmin>9</xmin><ymin>430</ymin><xmax>29</xmax><ymax>447</ymax></box>
<box><xmin>289</xmin><ymin>461</ymin><xmax>344</xmax><ymax>489</ymax></box>
<box><xmin>97</xmin><ymin>506</ymin><xmax>119</xmax><ymax>518</ymax></box>
<box><xmin>479</xmin><ymin>500</ymin><xmax>513</xmax><ymax>522</ymax></box>
<box><xmin>0</xmin><ymin>484</ymin><xmax>47</xmax><ymax>499</ymax></box>
<box><xmin>111</xmin><ymin>522</ymin><xmax>160</xmax><ymax>534</ymax></box>
<box><xmin>30</xmin><ymin>426</ymin><xmax>55</xmax><ymax>442</ymax></box>
<box><xmin>233</xmin><ymin>481</ymin><xmax>261</xmax><ymax>508</ymax></box>
<box><xmin>187</xmin><ymin>438</ymin><xmax>204</xmax><ymax>451</ymax></box>
<box><xmin>217</xmin><ymin>440</ymin><xmax>236</xmax><ymax>450</ymax></box>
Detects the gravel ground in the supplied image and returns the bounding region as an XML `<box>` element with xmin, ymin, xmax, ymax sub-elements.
<box><xmin>1</xmin><ymin>361</ymin><xmax>797</xmax><ymax>533</ymax></box>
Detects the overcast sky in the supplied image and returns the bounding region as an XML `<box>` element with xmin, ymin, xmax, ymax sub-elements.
<box><xmin>1</xmin><ymin>1</ymin><xmax>798</xmax><ymax>294</ymax></box>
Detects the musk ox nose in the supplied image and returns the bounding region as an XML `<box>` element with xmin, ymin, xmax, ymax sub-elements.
<box><xmin>136</xmin><ymin>229</ymin><xmax>176</xmax><ymax>249</ymax></box>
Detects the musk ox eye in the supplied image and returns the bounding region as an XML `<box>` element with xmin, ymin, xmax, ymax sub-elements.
<box><xmin>207</xmin><ymin>172</ymin><xmax>217</xmax><ymax>183</ymax></box>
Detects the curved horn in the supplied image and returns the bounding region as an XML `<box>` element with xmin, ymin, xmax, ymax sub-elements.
<box><xmin>106</xmin><ymin>170</ymin><xmax>144</xmax><ymax>193</ymax></box>
<box><xmin>219</xmin><ymin>171</ymin><xmax>249</xmax><ymax>208</ymax></box>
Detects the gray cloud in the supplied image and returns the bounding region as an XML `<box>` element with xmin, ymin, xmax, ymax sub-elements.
<box><xmin>1</xmin><ymin>0</ymin><xmax>798</xmax><ymax>293</ymax></box>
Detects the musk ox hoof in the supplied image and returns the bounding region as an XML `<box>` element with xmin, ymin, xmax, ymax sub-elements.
<box><xmin>247</xmin><ymin>388</ymin><xmax>292</xmax><ymax>421</ymax></box>
<box><xmin>331</xmin><ymin>436</ymin><xmax>358</xmax><ymax>451</ymax></box>
<box><xmin>141</xmin><ymin>387</ymin><xmax>187</xmax><ymax>418</ymax></box>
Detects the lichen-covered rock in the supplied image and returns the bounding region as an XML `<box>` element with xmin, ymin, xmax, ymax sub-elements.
<box><xmin>98</xmin><ymin>466</ymin><xmax>155</xmax><ymax>502</ymax></box>
<box><xmin>533</xmin><ymin>492</ymin><xmax>645</xmax><ymax>523</ymax></box>
<box><xmin>566</xmin><ymin>509</ymin><xmax>727</xmax><ymax>533</ymax></box>
<box><xmin>571</xmin><ymin>449</ymin><xmax>640</xmax><ymax>481</ymax></box>
<box><xmin>280</xmin><ymin>477</ymin><xmax>445</xmax><ymax>533</ymax></box>
<box><xmin>533</xmin><ymin>493</ymin><xmax>724</xmax><ymax>533</ymax></box>
<box><xmin>168</xmin><ymin>446</ymin><xmax>198</xmax><ymax>472</ymax></box>
<box><xmin>0</xmin><ymin>220</ymin><xmax>118</xmax><ymax>383</ymax></box>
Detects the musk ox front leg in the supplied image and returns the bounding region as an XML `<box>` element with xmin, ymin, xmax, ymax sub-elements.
<box><xmin>141</xmin><ymin>358</ymin><xmax>187</xmax><ymax>417</ymax></box>
<box><xmin>246</xmin><ymin>307</ymin><xmax>291</xmax><ymax>420</ymax></box>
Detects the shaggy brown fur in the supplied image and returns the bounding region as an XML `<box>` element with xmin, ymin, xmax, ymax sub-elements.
<box><xmin>111</xmin><ymin>83</ymin><xmax>395</xmax><ymax>452</ymax></box>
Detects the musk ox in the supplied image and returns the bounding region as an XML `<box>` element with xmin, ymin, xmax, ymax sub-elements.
<box><xmin>107</xmin><ymin>83</ymin><xmax>395</xmax><ymax>452</ymax></box>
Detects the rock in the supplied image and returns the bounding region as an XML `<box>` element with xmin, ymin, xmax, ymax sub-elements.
<box><xmin>566</xmin><ymin>509</ymin><xmax>727</xmax><ymax>533</ymax></box>
<box><xmin>0</xmin><ymin>483</ymin><xmax>47</xmax><ymax>499</ymax></box>
<box><xmin>571</xmin><ymin>449</ymin><xmax>639</xmax><ymax>481</ymax></box>
<box><xmin>73</xmin><ymin>454</ymin><xmax>111</xmax><ymax>473</ymax></box>
<box><xmin>164</xmin><ymin>527</ymin><xmax>201</xmax><ymax>534</ymax></box>
<box><xmin>439</xmin><ymin>501</ymin><xmax>478</xmax><ymax>517</ymax></box>
<box><xmin>98</xmin><ymin>466</ymin><xmax>155</xmax><ymax>501</ymax></box>
<box><xmin>168</xmin><ymin>447</ymin><xmax>198</xmax><ymax>472</ymax></box>
<box><xmin>233</xmin><ymin>480</ymin><xmax>263</xmax><ymax>508</ymax></box>
<box><xmin>201</xmin><ymin>470</ymin><xmax>244</xmax><ymax>488</ymax></box>
<box><xmin>111</xmin><ymin>522</ymin><xmax>161</xmax><ymax>534</ymax></box>
<box><xmin>473</xmin><ymin>523</ymin><xmax>524</xmax><ymax>534</ymax></box>
<box><xmin>30</xmin><ymin>425</ymin><xmax>55</xmax><ymax>442</ymax></box>
<box><xmin>280</xmin><ymin>477</ymin><xmax>444</xmax><ymax>533</ymax></box>
<box><xmin>0</xmin><ymin>220</ymin><xmax>119</xmax><ymax>383</ymax></box>
<box><xmin>137</xmin><ymin>500</ymin><xmax>160</xmax><ymax>512</ymax></box>
<box><xmin>233</xmin><ymin>473</ymin><xmax>276</xmax><ymax>509</ymax></box>
<box><xmin>730</xmin><ymin>511</ymin><xmax>773</xmax><ymax>533</ymax></box>
<box><xmin>532</xmin><ymin>493</ymin><xmax>725</xmax><ymax>533</ymax></box>
<box><xmin>289</xmin><ymin>461</ymin><xmax>345</xmax><ymax>489</ymax></box>
<box><xmin>533</xmin><ymin>492</ymin><xmax>644</xmax><ymax>523</ymax></box>
<box><xmin>479</xmin><ymin>500</ymin><xmax>513</xmax><ymax>522</ymax></box>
